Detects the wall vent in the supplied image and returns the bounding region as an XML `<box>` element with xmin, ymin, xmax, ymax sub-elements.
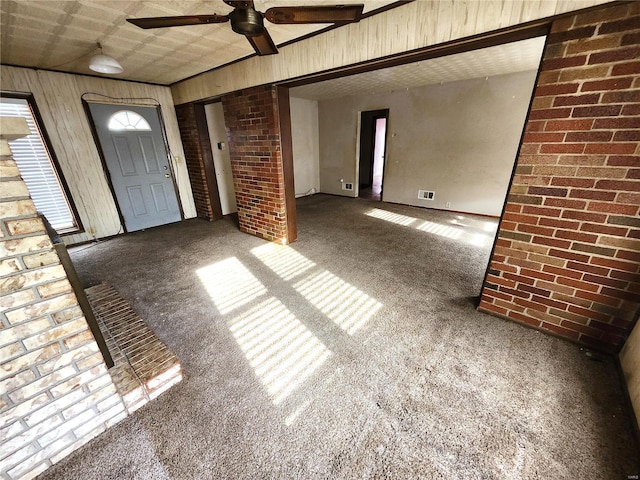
<box><xmin>342</xmin><ymin>182</ymin><xmax>354</xmax><ymax>191</ymax></box>
<box><xmin>418</xmin><ymin>190</ymin><xmax>435</xmax><ymax>200</ymax></box>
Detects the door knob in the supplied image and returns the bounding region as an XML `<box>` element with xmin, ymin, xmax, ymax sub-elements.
<box><xmin>164</xmin><ymin>173</ymin><xmax>170</xmax><ymax>178</ymax></box>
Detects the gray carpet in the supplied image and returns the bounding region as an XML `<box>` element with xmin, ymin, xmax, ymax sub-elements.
<box><xmin>40</xmin><ymin>194</ymin><xmax>638</xmax><ymax>479</ymax></box>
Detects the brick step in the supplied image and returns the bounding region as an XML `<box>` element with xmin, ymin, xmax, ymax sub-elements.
<box><xmin>85</xmin><ymin>283</ymin><xmax>182</xmax><ymax>413</ymax></box>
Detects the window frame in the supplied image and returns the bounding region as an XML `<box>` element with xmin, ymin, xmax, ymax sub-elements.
<box><xmin>0</xmin><ymin>91</ymin><xmax>84</xmax><ymax>236</ymax></box>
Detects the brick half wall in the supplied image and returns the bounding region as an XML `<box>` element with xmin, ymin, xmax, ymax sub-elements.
<box><xmin>479</xmin><ymin>2</ymin><xmax>640</xmax><ymax>352</ymax></box>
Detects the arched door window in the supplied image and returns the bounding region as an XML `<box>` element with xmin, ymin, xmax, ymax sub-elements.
<box><xmin>107</xmin><ymin>110</ymin><xmax>152</xmax><ymax>131</ymax></box>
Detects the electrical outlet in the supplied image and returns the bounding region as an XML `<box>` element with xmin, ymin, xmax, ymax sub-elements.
<box><xmin>446</xmin><ymin>202</ymin><xmax>452</xmax><ymax>208</ymax></box>
<box><xmin>342</xmin><ymin>182</ymin><xmax>354</xmax><ymax>191</ymax></box>
<box><xmin>88</xmin><ymin>226</ymin><xmax>96</xmax><ymax>236</ymax></box>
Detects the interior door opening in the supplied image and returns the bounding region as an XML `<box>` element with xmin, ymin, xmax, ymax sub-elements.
<box><xmin>205</xmin><ymin>102</ymin><xmax>237</xmax><ymax>216</ymax></box>
<box><xmin>358</xmin><ymin>109</ymin><xmax>388</xmax><ymax>201</ymax></box>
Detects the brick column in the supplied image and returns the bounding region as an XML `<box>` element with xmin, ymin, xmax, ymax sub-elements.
<box><xmin>0</xmin><ymin>117</ymin><xmax>125</xmax><ymax>479</ymax></box>
<box><xmin>222</xmin><ymin>85</ymin><xmax>296</xmax><ymax>244</ymax></box>
<box><xmin>479</xmin><ymin>2</ymin><xmax>639</xmax><ymax>352</ymax></box>
<box><xmin>175</xmin><ymin>103</ymin><xmax>222</xmax><ymax>221</ymax></box>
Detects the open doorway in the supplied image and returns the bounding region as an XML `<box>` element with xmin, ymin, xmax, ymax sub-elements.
<box><xmin>204</xmin><ymin>102</ymin><xmax>237</xmax><ymax>216</ymax></box>
<box><xmin>358</xmin><ymin>109</ymin><xmax>388</xmax><ymax>201</ymax></box>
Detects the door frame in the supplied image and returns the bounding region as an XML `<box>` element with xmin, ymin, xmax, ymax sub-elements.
<box><xmin>194</xmin><ymin>101</ymin><xmax>224</xmax><ymax>220</ymax></box>
<box><xmin>357</xmin><ymin>108</ymin><xmax>389</xmax><ymax>200</ymax></box>
<box><xmin>203</xmin><ymin>100</ymin><xmax>237</xmax><ymax>216</ymax></box>
<box><xmin>82</xmin><ymin>100</ymin><xmax>185</xmax><ymax>233</ymax></box>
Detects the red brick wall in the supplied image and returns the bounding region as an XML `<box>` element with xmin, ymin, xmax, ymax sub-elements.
<box><xmin>479</xmin><ymin>2</ymin><xmax>640</xmax><ymax>352</ymax></box>
<box><xmin>221</xmin><ymin>85</ymin><xmax>292</xmax><ymax>243</ymax></box>
<box><xmin>175</xmin><ymin>103</ymin><xmax>215</xmax><ymax>220</ymax></box>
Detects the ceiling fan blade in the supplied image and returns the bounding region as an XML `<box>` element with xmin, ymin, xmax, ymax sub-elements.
<box><xmin>265</xmin><ymin>5</ymin><xmax>364</xmax><ymax>24</ymax></box>
<box><xmin>224</xmin><ymin>0</ymin><xmax>254</xmax><ymax>8</ymax></box>
<box><xmin>127</xmin><ymin>14</ymin><xmax>229</xmax><ymax>29</ymax></box>
<box><xmin>246</xmin><ymin>29</ymin><xmax>278</xmax><ymax>56</ymax></box>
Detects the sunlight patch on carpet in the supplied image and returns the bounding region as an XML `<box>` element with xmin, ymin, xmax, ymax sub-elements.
<box><xmin>252</xmin><ymin>244</ymin><xmax>382</xmax><ymax>335</ymax></box>
<box><xmin>294</xmin><ymin>270</ymin><xmax>382</xmax><ymax>335</ymax></box>
<box><xmin>366</xmin><ymin>207</ymin><xmax>493</xmax><ymax>246</ymax></box>
<box><xmin>366</xmin><ymin>208</ymin><xmax>416</xmax><ymax>226</ymax></box>
<box><xmin>196</xmin><ymin>257</ymin><xmax>267</xmax><ymax>314</ymax></box>
<box><xmin>197</xmin><ymin>256</ymin><xmax>333</xmax><ymax>410</ymax></box>
<box><xmin>450</xmin><ymin>215</ymin><xmax>499</xmax><ymax>233</ymax></box>
<box><xmin>251</xmin><ymin>243</ymin><xmax>316</xmax><ymax>280</ymax></box>
<box><xmin>415</xmin><ymin>220</ymin><xmax>462</xmax><ymax>240</ymax></box>
<box><xmin>227</xmin><ymin>297</ymin><xmax>331</xmax><ymax>405</ymax></box>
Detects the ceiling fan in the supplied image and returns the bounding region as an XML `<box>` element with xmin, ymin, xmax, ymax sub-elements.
<box><xmin>127</xmin><ymin>1</ymin><xmax>364</xmax><ymax>56</ymax></box>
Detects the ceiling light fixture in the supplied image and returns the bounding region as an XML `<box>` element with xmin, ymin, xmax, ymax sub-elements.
<box><xmin>89</xmin><ymin>43</ymin><xmax>123</xmax><ymax>74</ymax></box>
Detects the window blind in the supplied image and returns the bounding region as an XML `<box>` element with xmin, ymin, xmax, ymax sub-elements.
<box><xmin>0</xmin><ymin>99</ymin><xmax>77</xmax><ymax>232</ymax></box>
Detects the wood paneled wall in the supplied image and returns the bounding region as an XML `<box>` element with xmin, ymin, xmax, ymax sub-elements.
<box><xmin>1</xmin><ymin>66</ymin><xmax>196</xmax><ymax>245</ymax></box>
<box><xmin>171</xmin><ymin>0</ymin><xmax>608</xmax><ymax>105</ymax></box>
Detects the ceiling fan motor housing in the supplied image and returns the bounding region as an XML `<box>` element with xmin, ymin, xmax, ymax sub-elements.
<box><xmin>229</xmin><ymin>7</ymin><xmax>264</xmax><ymax>36</ymax></box>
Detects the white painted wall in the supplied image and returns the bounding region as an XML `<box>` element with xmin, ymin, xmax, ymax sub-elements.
<box><xmin>290</xmin><ymin>96</ymin><xmax>320</xmax><ymax>198</ymax></box>
<box><xmin>1</xmin><ymin>66</ymin><xmax>196</xmax><ymax>245</ymax></box>
<box><xmin>318</xmin><ymin>70</ymin><xmax>538</xmax><ymax>216</ymax></box>
<box><xmin>205</xmin><ymin>102</ymin><xmax>237</xmax><ymax>215</ymax></box>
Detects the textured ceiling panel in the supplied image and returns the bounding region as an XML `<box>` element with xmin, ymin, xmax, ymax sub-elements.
<box><xmin>290</xmin><ymin>36</ymin><xmax>547</xmax><ymax>101</ymax></box>
<box><xmin>0</xmin><ymin>0</ymin><xmax>396</xmax><ymax>85</ymax></box>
